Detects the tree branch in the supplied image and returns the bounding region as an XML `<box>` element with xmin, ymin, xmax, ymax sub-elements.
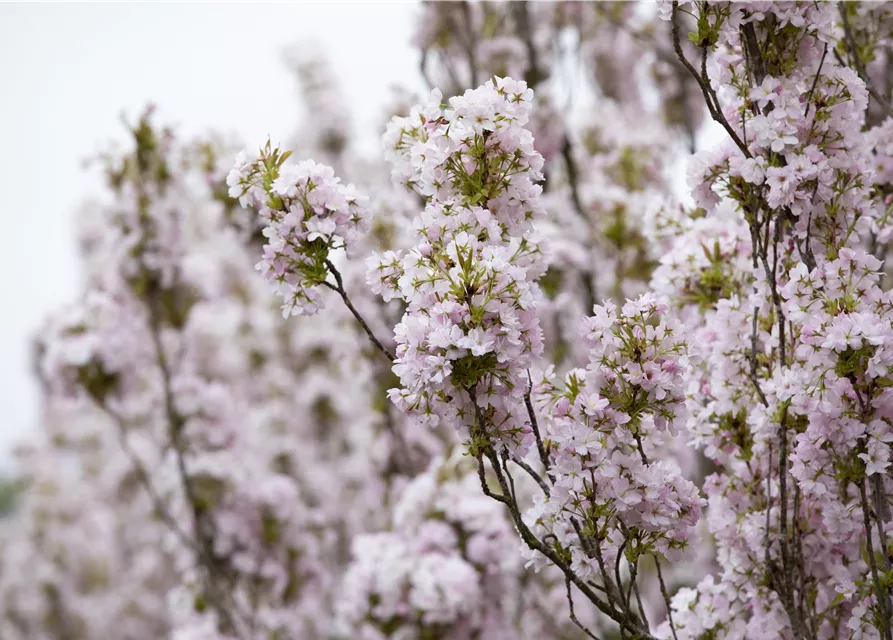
<box><xmin>323</xmin><ymin>259</ymin><xmax>395</xmax><ymax>361</ymax></box>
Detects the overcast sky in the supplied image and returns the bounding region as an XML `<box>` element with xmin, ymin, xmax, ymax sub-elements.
<box><xmin>0</xmin><ymin>2</ymin><xmax>422</xmax><ymax>468</ymax></box>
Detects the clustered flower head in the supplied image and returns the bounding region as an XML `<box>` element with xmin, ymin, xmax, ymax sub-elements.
<box><xmin>381</xmin><ymin>76</ymin><xmax>544</xmax><ymax>230</ymax></box>
<box><xmin>373</xmin><ymin>77</ymin><xmax>547</xmax><ymax>453</ymax></box>
<box><xmin>782</xmin><ymin>248</ymin><xmax>893</xmax><ymax>494</ymax></box>
<box><xmin>651</xmin><ymin>200</ymin><xmax>752</xmax><ymax>319</ymax></box>
<box><xmin>680</xmin><ymin>0</ymin><xmax>875</xmax><ymax>249</ymax></box>
<box><xmin>227</xmin><ymin>145</ymin><xmax>370</xmax><ymax>316</ymax></box>
<box><xmin>335</xmin><ymin>456</ymin><xmax>524</xmax><ymax>639</ymax></box>
<box><xmin>529</xmin><ymin>293</ymin><xmax>704</xmax><ymax>575</ymax></box>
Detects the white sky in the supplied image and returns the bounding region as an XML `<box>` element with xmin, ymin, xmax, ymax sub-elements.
<box><xmin>0</xmin><ymin>2</ymin><xmax>422</xmax><ymax>469</ymax></box>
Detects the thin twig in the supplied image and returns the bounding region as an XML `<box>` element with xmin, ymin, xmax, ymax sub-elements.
<box><xmin>860</xmin><ymin>477</ymin><xmax>893</xmax><ymax>640</ymax></box>
<box><xmin>562</xmin><ymin>135</ymin><xmax>587</xmax><ymax>220</ymax></box>
<box><xmin>98</xmin><ymin>402</ymin><xmax>200</xmax><ymax>553</ymax></box>
<box><xmin>323</xmin><ymin>259</ymin><xmax>395</xmax><ymax>361</ymax></box>
<box><xmin>840</xmin><ymin>5</ymin><xmax>893</xmax><ymax>120</ymax></box>
<box><xmin>615</xmin><ymin>536</ymin><xmax>630</xmax><ymax>610</ymax></box>
<box><xmin>654</xmin><ymin>557</ymin><xmax>679</xmax><ymax>640</ymax></box>
<box><xmin>631</xmin><ymin>562</ymin><xmax>650</xmax><ymax>632</ymax></box>
<box><xmin>509</xmin><ymin>455</ymin><xmax>551</xmax><ymax>497</ymax></box>
<box><xmin>631</xmin><ymin>432</ymin><xmax>677</xmax><ymax>640</ymax></box>
<box><xmin>804</xmin><ymin>44</ymin><xmax>829</xmax><ymax>120</ymax></box>
<box><xmin>566</xmin><ymin>577</ymin><xmax>603</xmax><ymax>640</ymax></box>
<box><xmin>525</xmin><ymin>370</ymin><xmax>552</xmax><ymax>474</ymax></box>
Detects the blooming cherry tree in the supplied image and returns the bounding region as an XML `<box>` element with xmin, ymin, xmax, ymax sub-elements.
<box><xmin>4</xmin><ymin>3</ymin><xmax>893</xmax><ymax>640</ymax></box>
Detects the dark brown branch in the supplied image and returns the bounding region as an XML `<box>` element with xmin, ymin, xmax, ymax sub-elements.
<box><xmin>566</xmin><ymin>577</ymin><xmax>603</xmax><ymax>640</ymax></box>
<box><xmin>562</xmin><ymin>135</ymin><xmax>587</xmax><ymax>220</ymax></box>
<box><xmin>840</xmin><ymin>5</ymin><xmax>893</xmax><ymax>120</ymax></box>
<box><xmin>655</xmin><ymin>556</ymin><xmax>679</xmax><ymax>640</ymax></box>
<box><xmin>509</xmin><ymin>455</ymin><xmax>551</xmax><ymax>497</ymax></box>
<box><xmin>525</xmin><ymin>370</ymin><xmax>552</xmax><ymax>474</ymax></box>
<box><xmin>460</xmin><ymin>1</ymin><xmax>479</xmax><ymax>87</ymax></box>
<box><xmin>131</xmin><ymin>142</ymin><xmax>244</xmax><ymax>634</ymax></box>
<box><xmin>741</xmin><ymin>22</ymin><xmax>767</xmax><ymax>86</ymax></box>
<box><xmin>860</xmin><ymin>477</ymin><xmax>893</xmax><ymax>640</ymax></box>
<box><xmin>804</xmin><ymin>44</ymin><xmax>829</xmax><ymax>120</ymax></box>
<box><xmin>514</xmin><ymin>1</ymin><xmax>545</xmax><ymax>87</ymax></box>
<box><xmin>323</xmin><ymin>259</ymin><xmax>395</xmax><ymax>361</ymax></box>
<box><xmin>631</xmin><ymin>562</ymin><xmax>650</xmax><ymax>633</ymax></box>
<box><xmin>615</xmin><ymin>536</ymin><xmax>630</xmax><ymax>611</ymax></box>
<box><xmin>749</xmin><ymin>305</ymin><xmax>769</xmax><ymax>407</ymax></box>
<box><xmin>143</xmin><ymin>283</ymin><xmax>242</xmax><ymax>635</ymax></box>
<box><xmin>559</xmin><ymin>136</ymin><xmax>598</xmax><ymax>311</ymax></box>
<box><xmin>671</xmin><ymin>3</ymin><xmax>751</xmax><ymax>157</ymax></box>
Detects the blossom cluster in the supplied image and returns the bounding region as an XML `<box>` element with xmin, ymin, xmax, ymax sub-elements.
<box><xmin>373</xmin><ymin>77</ymin><xmax>547</xmax><ymax>453</ymax></box>
<box><xmin>227</xmin><ymin>147</ymin><xmax>370</xmax><ymax>316</ymax></box>
<box><xmin>530</xmin><ymin>294</ymin><xmax>703</xmax><ymax>577</ymax></box>
<box><xmin>782</xmin><ymin>248</ymin><xmax>893</xmax><ymax>492</ymax></box>
<box><xmin>335</xmin><ymin>456</ymin><xmax>525</xmax><ymax>639</ymax></box>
